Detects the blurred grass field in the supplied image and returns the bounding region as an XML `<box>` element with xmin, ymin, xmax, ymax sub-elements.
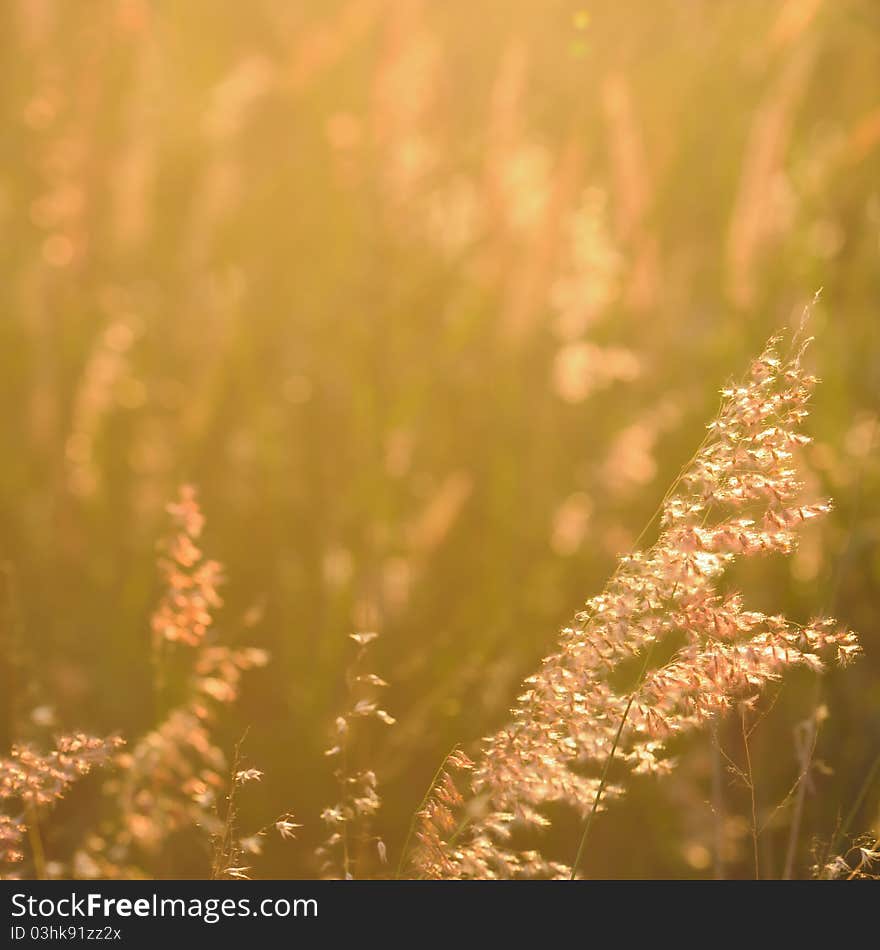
<box><xmin>0</xmin><ymin>0</ymin><xmax>878</xmax><ymax>878</ymax></box>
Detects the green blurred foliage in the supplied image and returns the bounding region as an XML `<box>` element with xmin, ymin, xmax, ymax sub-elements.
<box><xmin>0</xmin><ymin>0</ymin><xmax>878</xmax><ymax>878</ymax></box>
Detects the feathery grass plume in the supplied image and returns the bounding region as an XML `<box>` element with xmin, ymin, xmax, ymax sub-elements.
<box><xmin>0</xmin><ymin>815</ymin><xmax>27</xmax><ymax>869</ymax></box>
<box><xmin>0</xmin><ymin>734</ymin><xmax>123</xmax><ymax>879</ymax></box>
<box><xmin>76</xmin><ymin>486</ymin><xmax>269</xmax><ymax>878</ymax></box>
<box><xmin>210</xmin><ymin>732</ymin><xmax>301</xmax><ymax>882</ymax></box>
<box><xmin>211</xmin><ymin>743</ymin><xmax>264</xmax><ymax>881</ymax></box>
<box><xmin>151</xmin><ymin>484</ymin><xmax>223</xmax><ymax>651</ymax></box>
<box><xmin>318</xmin><ymin>632</ymin><xmax>394</xmax><ymax>879</ymax></box>
<box><xmin>819</xmin><ymin>835</ymin><xmax>880</xmax><ymax>880</ymax></box>
<box><xmin>440</xmin><ymin>320</ymin><xmax>859</xmax><ymax>878</ymax></box>
<box><xmin>406</xmin><ymin>748</ymin><xmax>474</xmax><ymax>879</ymax></box>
